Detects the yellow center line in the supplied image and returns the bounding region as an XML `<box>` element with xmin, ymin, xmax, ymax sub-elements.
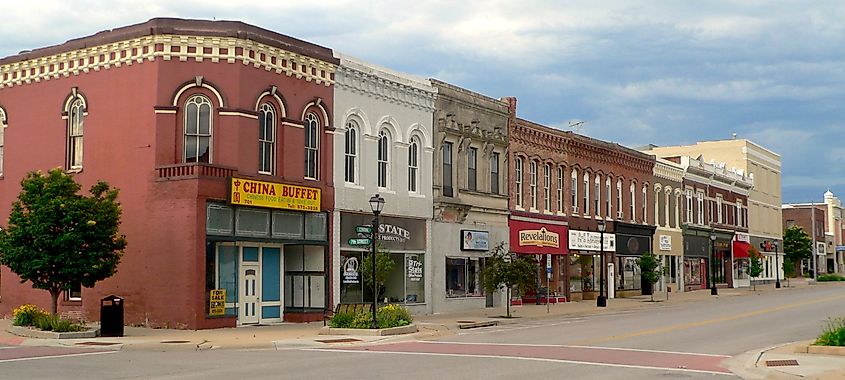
<box><xmin>571</xmin><ymin>293</ymin><xmax>845</xmax><ymax>346</ymax></box>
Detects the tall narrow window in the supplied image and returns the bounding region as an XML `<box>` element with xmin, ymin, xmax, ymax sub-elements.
<box><xmin>594</xmin><ymin>176</ymin><xmax>601</xmax><ymax>217</ymax></box>
<box><xmin>467</xmin><ymin>147</ymin><xmax>477</xmax><ymax>191</ymax></box>
<box><xmin>571</xmin><ymin>169</ymin><xmax>578</xmax><ymax>213</ymax></box>
<box><xmin>642</xmin><ymin>185</ymin><xmax>648</xmax><ymax>223</ymax></box>
<box><xmin>696</xmin><ymin>192</ymin><xmax>704</xmax><ymax>225</ymax></box>
<box><xmin>184</xmin><ymin>95</ymin><xmax>211</xmax><ymax>164</ymax></box>
<box><xmin>583</xmin><ymin>173</ymin><xmax>589</xmax><ymax>215</ymax></box>
<box><xmin>514</xmin><ymin>157</ymin><xmax>523</xmax><ymax>207</ymax></box>
<box><xmin>0</xmin><ymin>107</ymin><xmax>6</xmax><ymax>176</ymax></box>
<box><xmin>443</xmin><ymin>142</ymin><xmax>453</xmax><ymax>197</ymax></box>
<box><xmin>736</xmin><ymin>201</ymin><xmax>742</xmax><ymax>227</ymax></box>
<box><xmin>490</xmin><ymin>152</ymin><xmax>500</xmax><ymax>194</ymax></box>
<box><xmin>378</xmin><ymin>130</ymin><xmax>390</xmax><ymax>188</ymax></box>
<box><xmin>530</xmin><ymin>161</ymin><xmax>538</xmax><ymax>210</ymax></box>
<box><xmin>605</xmin><ymin>177</ymin><xmax>611</xmax><ymax>218</ymax></box>
<box><xmin>630</xmin><ymin>183</ymin><xmax>636</xmax><ymax>222</ymax></box>
<box><xmin>617</xmin><ymin>179</ymin><xmax>623</xmax><ymax>219</ymax></box>
<box><xmin>408</xmin><ymin>137</ymin><xmax>419</xmax><ymax>193</ymax></box>
<box><xmin>258</xmin><ymin>103</ymin><xmax>276</xmax><ymax>175</ymax></box>
<box><xmin>544</xmin><ymin>164</ymin><xmax>551</xmax><ymax>211</ymax></box>
<box><xmin>716</xmin><ymin>195</ymin><xmax>724</xmax><ymax>224</ymax></box>
<box><xmin>344</xmin><ymin>121</ymin><xmax>358</xmax><ymax>183</ymax></box>
<box><xmin>304</xmin><ymin>113</ymin><xmax>319</xmax><ymax>179</ymax></box>
<box><xmin>557</xmin><ymin>167</ymin><xmax>564</xmax><ymax>213</ymax></box>
<box><xmin>686</xmin><ymin>190</ymin><xmax>693</xmax><ymax>223</ymax></box>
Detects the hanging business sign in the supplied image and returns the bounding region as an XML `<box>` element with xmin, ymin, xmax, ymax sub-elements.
<box><xmin>659</xmin><ymin>235</ymin><xmax>672</xmax><ymax>251</ymax></box>
<box><xmin>229</xmin><ymin>178</ymin><xmax>321</xmax><ymax>212</ymax></box>
<box><xmin>461</xmin><ymin>230</ymin><xmax>490</xmax><ymax>251</ymax></box>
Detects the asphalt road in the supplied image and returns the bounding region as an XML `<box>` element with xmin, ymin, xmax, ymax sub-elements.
<box><xmin>2</xmin><ymin>284</ymin><xmax>844</xmax><ymax>380</ymax></box>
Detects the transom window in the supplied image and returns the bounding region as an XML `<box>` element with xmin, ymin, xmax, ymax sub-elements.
<box><xmin>67</xmin><ymin>97</ymin><xmax>85</xmax><ymax>169</ymax></box>
<box><xmin>184</xmin><ymin>95</ymin><xmax>212</xmax><ymax>163</ymax></box>
<box><xmin>304</xmin><ymin>113</ymin><xmax>320</xmax><ymax>180</ymax></box>
<box><xmin>258</xmin><ymin>103</ymin><xmax>276</xmax><ymax>175</ymax></box>
<box><xmin>378</xmin><ymin>130</ymin><xmax>390</xmax><ymax>188</ymax></box>
<box><xmin>344</xmin><ymin>120</ymin><xmax>358</xmax><ymax>183</ymax></box>
<box><xmin>408</xmin><ymin>137</ymin><xmax>419</xmax><ymax>193</ymax></box>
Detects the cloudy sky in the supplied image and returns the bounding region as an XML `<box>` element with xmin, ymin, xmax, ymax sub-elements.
<box><xmin>1</xmin><ymin>1</ymin><xmax>842</xmax><ymax>203</ymax></box>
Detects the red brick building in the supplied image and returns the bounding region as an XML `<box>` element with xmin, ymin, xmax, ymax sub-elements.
<box><xmin>0</xmin><ymin>18</ymin><xmax>338</xmax><ymax>328</ymax></box>
<box><xmin>507</xmin><ymin>98</ymin><xmax>655</xmax><ymax>302</ymax></box>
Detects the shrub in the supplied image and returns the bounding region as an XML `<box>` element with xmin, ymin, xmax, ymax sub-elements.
<box><xmin>329</xmin><ymin>311</ymin><xmax>357</xmax><ymax>328</ymax></box>
<box><xmin>350</xmin><ymin>312</ymin><xmax>373</xmax><ymax>329</ymax></box>
<box><xmin>12</xmin><ymin>304</ymin><xmax>47</xmax><ymax>327</ymax></box>
<box><xmin>377</xmin><ymin>304</ymin><xmax>412</xmax><ymax>328</ymax></box>
<box><xmin>815</xmin><ymin>317</ymin><xmax>845</xmax><ymax>346</ymax></box>
<box><xmin>817</xmin><ymin>274</ymin><xmax>845</xmax><ymax>282</ymax></box>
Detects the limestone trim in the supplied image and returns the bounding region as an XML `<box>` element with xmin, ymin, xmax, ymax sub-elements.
<box><xmin>1</xmin><ymin>34</ymin><xmax>337</xmax><ymax>89</ymax></box>
<box><xmin>335</xmin><ymin>60</ymin><xmax>436</xmax><ymax>113</ymax></box>
<box><xmin>654</xmin><ymin>158</ymin><xmax>685</xmax><ymax>182</ymax></box>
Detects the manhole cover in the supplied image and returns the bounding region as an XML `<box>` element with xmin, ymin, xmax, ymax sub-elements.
<box><xmin>766</xmin><ymin>359</ymin><xmax>799</xmax><ymax>367</ymax></box>
<box><xmin>75</xmin><ymin>342</ymin><xmax>120</xmax><ymax>346</ymax></box>
<box><xmin>160</xmin><ymin>340</ymin><xmax>191</xmax><ymax>344</ymax></box>
<box><xmin>315</xmin><ymin>338</ymin><xmax>361</xmax><ymax>344</ymax></box>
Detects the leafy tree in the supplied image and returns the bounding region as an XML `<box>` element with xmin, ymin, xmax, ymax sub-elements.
<box><xmin>748</xmin><ymin>247</ymin><xmax>764</xmax><ymax>291</ymax></box>
<box><xmin>637</xmin><ymin>252</ymin><xmax>661</xmax><ymax>301</ymax></box>
<box><xmin>0</xmin><ymin>169</ymin><xmax>127</xmax><ymax>314</ymax></box>
<box><xmin>482</xmin><ymin>242</ymin><xmax>536</xmax><ymax>318</ymax></box>
<box><xmin>361</xmin><ymin>243</ymin><xmax>395</xmax><ymax>302</ymax></box>
<box><xmin>783</xmin><ymin>226</ymin><xmax>812</xmax><ymax>277</ymax></box>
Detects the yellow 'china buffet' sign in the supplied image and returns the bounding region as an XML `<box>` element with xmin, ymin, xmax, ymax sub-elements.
<box><xmin>230</xmin><ymin>178</ymin><xmax>321</xmax><ymax>212</ymax></box>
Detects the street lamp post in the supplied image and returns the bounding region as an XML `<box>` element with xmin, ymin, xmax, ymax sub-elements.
<box><xmin>710</xmin><ymin>232</ymin><xmax>718</xmax><ymax>296</ymax></box>
<box><xmin>597</xmin><ymin>220</ymin><xmax>607</xmax><ymax>307</ymax></box>
<box><xmin>774</xmin><ymin>242</ymin><xmax>781</xmax><ymax>289</ymax></box>
<box><xmin>368</xmin><ymin>194</ymin><xmax>385</xmax><ymax>329</ymax></box>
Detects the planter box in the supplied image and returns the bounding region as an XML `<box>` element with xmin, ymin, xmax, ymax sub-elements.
<box><xmin>319</xmin><ymin>324</ymin><xmax>418</xmax><ymax>336</ymax></box>
<box><xmin>8</xmin><ymin>325</ymin><xmax>99</xmax><ymax>339</ymax></box>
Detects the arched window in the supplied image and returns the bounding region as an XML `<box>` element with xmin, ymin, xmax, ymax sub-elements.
<box><xmin>304</xmin><ymin>113</ymin><xmax>320</xmax><ymax>179</ymax></box>
<box><xmin>557</xmin><ymin>167</ymin><xmax>564</xmax><ymax>212</ymax></box>
<box><xmin>258</xmin><ymin>103</ymin><xmax>276</xmax><ymax>175</ymax></box>
<box><xmin>642</xmin><ymin>184</ymin><xmax>648</xmax><ymax>223</ymax></box>
<box><xmin>344</xmin><ymin>120</ymin><xmax>358</xmax><ymax>183</ymax></box>
<box><xmin>594</xmin><ymin>175</ymin><xmax>601</xmax><ymax>217</ymax></box>
<box><xmin>408</xmin><ymin>137</ymin><xmax>419</xmax><ymax>193</ymax></box>
<box><xmin>630</xmin><ymin>182</ymin><xmax>636</xmax><ymax>222</ymax></box>
<box><xmin>571</xmin><ymin>169</ymin><xmax>578</xmax><ymax>213</ymax></box>
<box><xmin>377</xmin><ymin>130</ymin><xmax>390</xmax><ymax>188</ymax></box>
<box><xmin>184</xmin><ymin>95</ymin><xmax>212</xmax><ymax>163</ymax></box>
<box><xmin>616</xmin><ymin>179</ymin><xmax>623</xmax><ymax>219</ymax></box>
<box><xmin>605</xmin><ymin>177</ymin><xmax>612</xmax><ymax>218</ymax></box>
<box><xmin>0</xmin><ymin>106</ymin><xmax>6</xmax><ymax>176</ymax></box>
<box><xmin>67</xmin><ymin>97</ymin><xmax>85</xmax><ymax>169</ymax></box>
<box><xmin>529</xmin><ymin>161</ymin><xmax>537</xmax><ymax>210</ymax></box>
<box><xmin>515</xmin><ymin>157</ymin><xmax>523</xmax><ymax>207</ymax></box>
<box><xmin>583</xmin><ymin>172</ymin><xmax>589</xmax><ymax>215</ymax></box>
<box><xmin>543</xmin><ymin>164</ymin><xmax>551</xmax><ymax>211</ymax></box>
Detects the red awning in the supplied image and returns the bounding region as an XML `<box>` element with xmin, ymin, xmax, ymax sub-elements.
<box><xmin>733</xmin><ymin>241</ymin><xmax>751</xmax><ymax>259</ymax></box>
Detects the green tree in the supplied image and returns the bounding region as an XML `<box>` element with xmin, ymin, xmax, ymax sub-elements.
<box><xmin>637</xmin><ymin>252</ymin><xmax>661</xmax><ymax>301</ymax></box>
<box><xmin>0</xmin><ymin>169</ymin><xmax>127</xmax><ymax>314</ymax></box>
<box><xmin>748</xmin><ymin>247</ymin><xmax>764</xmax><ymax>291</ymax></box>
<box><xmin>482</xmin><ymin>242</ymin><xmax>536</xmax><ymax>318</ymax></box>
<box><xmin>361</xmin><ymin>243</ymin><xmax>395</xmax><ymax>302</ymax></box>
<box><xmin>783</xmin><ymin>226</ymin><xmax>812</xmax><ymax>277</ymax></box>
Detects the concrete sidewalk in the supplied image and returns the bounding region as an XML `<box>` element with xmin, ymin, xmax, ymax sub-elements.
<box><xmin>0</xmin><ymin>278</ymin><xmax>823</xmax><ymax>354</ymax></box>
<box><xmin>728</xmin><ymin>340</ymin><xmax>845</xmax><ymax>379</ymax></box>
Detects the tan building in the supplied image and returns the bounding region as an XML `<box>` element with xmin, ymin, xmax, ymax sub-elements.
<box><xmin>823</xmin><ymin>190</ymin><xmax>844</xmax><ymax>274</ymax></box>
<box><xmin>645</xmin><ymin>139</ymin><xmax>783</xmax><ymax>283</ymax></box>
<box><xmin>651</xmin><ymin>158</ymin><xmax>685</xmax><ymax>293</ymax></box>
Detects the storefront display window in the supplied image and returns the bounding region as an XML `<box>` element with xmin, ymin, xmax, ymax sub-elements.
<box><xmin>734</xmin><ymin>259</ymin><xmax>749</xmax><ymax>280</ymax></box>
<box><xmin>284</xmin><ymin>245</ymin><xmax>326</xmax><ymax>309</ymax></box>
<box><xmin>340</xmin><ymin>251</ymin><xmax>364</xmax><ymax>303</ymax></box>
<box><xmin>684</xmin><ymin>258</ymin><xmax>701</xmax><ymax>286</ymax></box>
<box><xmin>446</xmin><ymin>257</ymin><xmax>484</xmax><ymax>297</ymax></box>
<box><xmin>569</xmin><ymin>254</ymin><xmax>599</xmax><ymax>293</ymax></box>
<box><xmin>617</xmin><ymin>257</ymin><xmax>641</xmax><ymax>290</ymax></box>
<box><xmin>383</xmin><ymin>253</ymin><xmax>425</xmax><ymax>303</ymax></box>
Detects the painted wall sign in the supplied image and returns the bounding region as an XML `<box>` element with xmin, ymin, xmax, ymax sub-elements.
<box><xmin>568</xmin><ymin>230</ymin><xmax>616</xmax><ymax>252</ymax></box>
<box><xmin>659</xmin><ymin>235</ymin><xmax>672</xmax><ymax>251</ymax></box>
<box><xmin>461</xmin><ymin>230</ymin><xmax>490</xmax><ymax>251</ymax></box>
<box><xmin>230</xmin><ymin>178</ymin><xmax>321</xmax><ymax>212</ymax></box>
<box><xmin>209</xmin><ymin>289</ymin><xmax>226</xmax><ymax>316</ymax></box>
<box><xmin>342</xmin><ymin>256</ymin><xmax>360</xmax><ymax>284</ymax></box>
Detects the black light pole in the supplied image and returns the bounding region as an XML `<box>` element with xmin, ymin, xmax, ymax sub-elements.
<box><xmin>710</xmin><ymin>232</ymin><xmax>718</xmax><ymax>296</ymax></box>
<box><xmin>597</xmin><ymin>220</ymin><xmax>607</xmax><ymax>307</ymax></box>
<box><xmin>775</xmin><ymin>242</ymin><xmax>781</xmax><ymax>289</ymax></box>
<box><xmin>368</xmin><ymin>194</ymin><xmax>385</xmax><ymax>329</ymax></box>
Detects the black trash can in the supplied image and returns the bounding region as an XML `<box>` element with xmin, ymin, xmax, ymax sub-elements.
<box><xmin>100</xmin><ymin>295</ymin><xmax>124</xmax><ymax>337</ymax></box>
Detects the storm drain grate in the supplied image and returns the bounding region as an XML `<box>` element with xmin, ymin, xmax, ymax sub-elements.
<box><xmin>160</xmin><ymin>340</ymin><xmax>191</xmax><ymax>344</ymax></box>
<box><xmin>75</xmin><ymin>342</ymin><xmax>120</xmax><ymax>346</ymax></box>
<box><xmin>766</xmin><ymin>359</ymin><xmax>800</xmax><ymax>367</ymax></box>
<box><xmin>315</xmin><ymin>338</ymin><xmax>361</xmax><ymax>344</ymax></box>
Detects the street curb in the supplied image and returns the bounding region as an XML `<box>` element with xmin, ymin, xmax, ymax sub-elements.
<box><xmin>7</xmin><ymin>325</ymin><xmax>99</xmax><ymax>339</ymax></box>
<box><xmin>319</xmin><ymin>324</ymin><xmax>418</xmax><ymax>336</ymax></box>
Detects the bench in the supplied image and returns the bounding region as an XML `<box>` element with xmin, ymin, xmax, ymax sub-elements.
<box><xmin>323</xmin><ymin>303</ymin><xmax>374</xmax><ymax>326</ymax></box>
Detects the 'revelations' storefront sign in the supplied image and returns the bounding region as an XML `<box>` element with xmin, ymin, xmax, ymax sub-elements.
<box><xmin>509</xmin><ymin>219</ymin><xmax>568</xmax><ymax>255</ymax></box>
<box><xmin>230</xmin><ymin>178</ymin><xmax>321</xmax><ymax>212</ymax></box>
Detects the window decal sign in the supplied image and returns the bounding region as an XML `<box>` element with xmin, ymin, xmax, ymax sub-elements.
<box><xmin>230</xmin><ymin>177</ymin><xmax>321</xmax><ymax>212</ymax></box>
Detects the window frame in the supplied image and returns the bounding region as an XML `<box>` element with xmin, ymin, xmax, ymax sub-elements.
<box><xmin>408</xmin><ymin>137</ymin><xmax>420</xmax><ymax>193</ymax></box>
<box><xmin>686</xmin><ymin>189</ymin><xmax>693</xmax><ymax>223</ymax></box>
<box><xmin>544</xmin><ymin>164</ymin><xmax>551</xmax><ymax>211</ymax></box>
<box><xmin>66</xmin><ymin>282</ymin><xmax>82</xmax><ymax>301</ymax></box>
<box><xmin>304</xmin><ymin>113</ymin><xmax>320</xmax><ymax>180</ymax></box>
<box><xmin>594</xmin><ymin>175</ymin><xmax>601</xmax><ymax>217</ymax></box>
<box><xmin>630</xmin><ymin>182</ymin><xmax>636</xmax><ymax>222</ymax></box>
<box><xmin>557</xmin><ymin>167</ymin><xmax>564</xmax><ymax>213</ymax></box>
<box><xmin>642</xmin><ymin>184</ymin><xmax>648</xmax><ymax>223</ymax></box>
<box><xmin>183</xmin><ymin>95</ymin><xmax>213</xmax><ymax>164</ymax></box>
<box><xmin>0</xmin><ymin>107</ymin><xmax>6</xmax><ymax>177</ymax></box>
<box><xmin>617</xmin><ymin>179</ymin><xmax>623</xmax><ymax>219</ymax></box>
<box><xmin>490</xmin><ymin>152</ymin><xmax>500</xmax><ymax>195</ymax></box>
<box><xmin>530</xmin><ymin>161</ymin><xmax>538</xmax><ymax>210</ymax></box>
<box><xmin>571</xmin><ymin>169</ymin><xmax>578</xmax><ymax>214</ymax></box>
<box><xmin>344</xmin><ymin>120</ymin><xmax>358</xmax><ymax>184</ymax></box>
<box><xmin>515</xmin><ymin>157</ymin><xmax>523</xmax><ymax>207</ymax></box>
<box><xmin>378</xmin><ymin>130</ymin><xmax>391</xmax><ymax>188</ymax></box>
<box><xmin>67</xmin><ymin>97</ymin><xmax>86</xmax><ymax>170</ymax></box>
<box><xmin>467</xmin><ymin>147</ymin><xmax>477</xmax><ymax>191</ymax></box>
<box><xmin>442</xmin><ymin>142</ymin><xmax>454</xmax><ymax>197</ymax></box>
<box><xmin>696</xmin><ymin>191</ymin><xmax>704</xmax><ymax>225</ymax></box>
<box><xmin>583</xmin><ymin>173</ymin><xmax>589</xmax><ymax>215</ymax></box>
<box><xmin>445</xmin><ymin>256</ymin><xmax>485</xmax><ymax>298</ymax></box>
<box><xmin>258</xmin><ymin>103</ymin><xmax>276</xmax><ymax>175</ymax></box>
<box><xmin>605</xmin><ymin>177</ymin><xmax>611</xmax><ymax>218</ymax></box>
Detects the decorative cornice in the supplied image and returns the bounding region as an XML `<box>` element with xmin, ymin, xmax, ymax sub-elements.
<box><xmin>335</xmin><ymin>60</ymin><xmax>436</xmax><ymax>113</ymax></box>
<box><xmin>1</xmin><ymin>34</ymin><xmax>337</xmax><ymax>89</ymax></box>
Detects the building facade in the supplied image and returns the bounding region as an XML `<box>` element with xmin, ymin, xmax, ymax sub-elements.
<box><xmin>823</xmin><ymin>190</ymin><xmax>844</xmax><ymax>274</ymax></box>
<box><xmin>651</xmin><ymin>158</ymin><xmax>685</xmax><ymax>293</ymax></box>
<box><xmin>782</xmin><ymin>203</ymin><xmax>829</xmax><ymax>275</ymax></box>
<box><xmin>0</xmin><ymin>18</ymin><xmax>338</xmax><ymax>328</ymax></box>
<box><xmin>331</xmin><ymin>54</ymin><xmax>436</xmax><ymax>314</ymax></box>
<box><xmin>430</xmin><ymin>80</ymin><xmax>510</xmax><ymax>313</ymax></box>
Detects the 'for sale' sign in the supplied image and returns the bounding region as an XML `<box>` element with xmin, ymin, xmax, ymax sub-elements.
<box><xmin>209</xmin><ymin>289</ymin><xmax>226</xmax><ymax>316</ymax></box>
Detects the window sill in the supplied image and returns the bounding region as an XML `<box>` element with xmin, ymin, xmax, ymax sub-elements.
<box><xmin>344</xmin><ymin>183</ymin><xmax>365</xmax><ymax>190</ymax></box>
<box><xmin>378</xmin><ymin>188</ymin><xmax>396</xmax><ymax>195</ymax></box>
<box><xmin>409</xmin><ymin>193</ymin><xmax>426</xmax><ymax>198</ymax></box>
<box><xmin>66</xmin><ymin>168</ymin><xmax>83</xmax><ymax>174</ymax></box>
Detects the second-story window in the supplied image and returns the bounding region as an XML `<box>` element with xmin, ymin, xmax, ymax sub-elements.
<box><xmin>258</xmin><ymin>103</ymin><xmax>276</xmax><ymax>175</ymax></box>
<box><xmin>617</xmin><ymin>179</ymin><xmax>623</xmax><ymax>219</ymax></box>
<box><xmin>571</xmin><ymin>169</ymin><xmax>578</xmax><ymax>213</ymax></box>
<box><xmin>0</xmin><ymin>107</ymin><xmax>6</xmax><ymax>176</ymax></box>
<box><xmin>605</xmin><ymin>177</ymin><xmax>611</xmax><ymax>218</ymax></box>
<box><xmin>408</xmin><ymin>137</ymin><xmax>419</xmax><ymax>193</ymax></box>
<box><xmin>184</xmin><ymin>95</ymin><xmax>212</xmax><ymax>164</ymax></box>
<box><xmin>443</xmin><ymin>142</ymin><xmax>453</xmax><ymax>197</ymax></box>
<box><xmin>344</xmin><ymin>121</ymin><xmax>358</xmax><ymax>183</ymax></box>
<box><xmin>514</xmin><ymin>157</ymin><xmax>523</xmax><ymax>207</ymax></box>
<box><xmin>642</xmin><ymin>184</ymin><xmax>648</xmax><ymax>223</ymax></box>
<box><xmin>467</xmin><ymin>147</ymin><xmax>477</xmax><ymax>191</ymax></box>
<box><xmin>490</xmin><ymin>152</ymin><xmax>500</xmax><ymax>194</ymax></box>
<box><xmin>530</xmin><ymin>161</ymin><xmax>538</xmax><ymax>210</ymax></box>
<box><xmin>716</xmin><ymin>195</ymin><xmax>724</xmax><ymax>224</ymax></box>
<box><xmin>583</xmin><ymin>173</ymin><xmax>589</xmax><ymax>215</ymax></box>
<box><xmin>557</xmin><ymin>167</ymin><xmax>564</xmax><ymax>212</ymax></box>
<box><xmin>736</xmin><ymin>201</ymin><xmax>742</xmax><ymax>227</ymax></box>
<box><xmin>696</xmin><ymin>191</ymin><xmax>704</xmax><ymax>225</ymax></box>
<box><xmin>304</xmin><ymin>113</ymin><xmax>319</xmax><ymax>179</ymax></box>
<box><xmin>378</xmin><ymin>130</ymin><xmax>390</xmax><ymax>188</ymax></box>
<box><xmin>594</xmin><ymin>176</ymin><xmax>601</xmax><ymax>217</ymax></box>
<box><xmin>686</xmin><ymin>189</ymin><xmax>693</xmax><ymax>223</ymax></box>
<box><xmin>630</xmin><ymin>182</ymin><xmax>636</xmax><ymax>222</ymax></box>
<box><xmin>544</xmin><ymin>164</ymin><xmax>551</xmax><ymax>211</ymax></box>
